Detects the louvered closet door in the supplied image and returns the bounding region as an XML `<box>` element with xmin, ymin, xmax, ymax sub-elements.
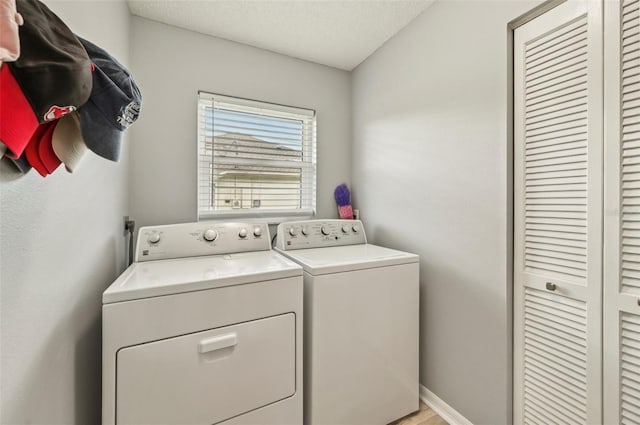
<box><xmin>604</xmin><ymin>0</ymin><xmax>640</xmax><ymax>423</ymax></box>
<box><xmin>514</xmin><ymin>1</ymin><xmax>603</xmax><ymax>424</ymax></box>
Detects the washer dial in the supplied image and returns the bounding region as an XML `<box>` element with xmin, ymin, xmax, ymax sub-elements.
<box><xmin>203</xmin><ymin>229</ymin><xmax>218</xmax><ymax>242</ymax></box>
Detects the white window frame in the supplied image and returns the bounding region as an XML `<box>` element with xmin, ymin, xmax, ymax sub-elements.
<box><xmin>197</xmin><ymin>92</ymin><xmax>317</xmax><ymax>222</ymax></box>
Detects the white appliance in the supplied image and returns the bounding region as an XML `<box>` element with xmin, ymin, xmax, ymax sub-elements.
<box><xmin>275</xmin><ymin>219</ymin><xmax>419</xmax><ymax>425</ymax></box>
<box><xmin>102</xmin><ymin>221</ymin><xmax>303</xmax><ymax>425</ymax></box>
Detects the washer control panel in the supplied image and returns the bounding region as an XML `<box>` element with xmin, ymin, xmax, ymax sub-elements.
<box><xmin>135</xmin><ymin>222</ymin><xmax>271</xmax><ymax>262</ymax></box>
<box><xmin>275</xmin><ymin>219</ymin><xmax>366</xmax><ymax>251</ymax></box>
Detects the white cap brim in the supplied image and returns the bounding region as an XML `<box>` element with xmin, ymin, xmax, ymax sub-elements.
<box><xmin>51</xmin><ymin>112</ymin><xmax>87</xmax><ymax>173</ymax></box>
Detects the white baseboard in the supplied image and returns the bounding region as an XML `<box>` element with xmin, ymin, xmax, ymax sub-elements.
<box><xmin>419</xmin><ymin>384</ymin><xmax>473</xmax><ymax>425</ymax></box>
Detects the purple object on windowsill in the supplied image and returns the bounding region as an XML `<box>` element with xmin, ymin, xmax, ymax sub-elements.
<box><xmin>334</xmin><ymin>183</ymin><xmax>353</xmax><ymax>219</ymax></box>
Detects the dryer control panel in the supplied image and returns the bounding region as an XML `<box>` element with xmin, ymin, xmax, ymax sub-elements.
<box><xmin>275</xmin><ymin>219</ymin><xmax>367</xmax><ymax>251</ymax></box>
<box><xmin>135</xmin><ymin>222</ymin><xmax>271</xmax><ymax>262</ymax></box>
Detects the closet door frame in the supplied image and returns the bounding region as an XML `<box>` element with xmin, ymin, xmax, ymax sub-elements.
<box><xmin>512</xmin><ymin>0</ymin><xmax>604</xmax><ymax>423</ymax></box>
<box><xmin>602</xmin><ymin>0</ymin><xmax>619</xmax><ymax>421</ymax></box>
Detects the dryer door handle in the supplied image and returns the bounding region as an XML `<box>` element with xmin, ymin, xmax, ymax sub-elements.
<box><xmin>198</xmin><ymin>333</ymin><xmax>238</xmax><ymax>353</ymax></box>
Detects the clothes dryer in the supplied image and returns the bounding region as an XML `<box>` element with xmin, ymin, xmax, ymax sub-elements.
<box><xmin>103</xmin><ymin>221</ymin><xmax>303</xmax><ymax>425</ymax></box>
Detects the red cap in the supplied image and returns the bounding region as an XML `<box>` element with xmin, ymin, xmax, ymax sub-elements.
<box><xmin>38</xmin><ymin>121</ymin><xmax>62</xmax><ymax>173</ymax></box>
<box><xmin>0</xmin><ymin>65</ymin><xmax>39</xmax><ymax>159</ymax></box>
<box><xmin>25</xmin><ymin>122</ymin><xmax>55</xmax><ymax>177</ymax></box>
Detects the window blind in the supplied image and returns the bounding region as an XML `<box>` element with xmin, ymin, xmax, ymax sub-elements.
<box><xmin>197</xmin><ymin>92</ymin><xmax>316</xmax><ymax>220</ymax></box>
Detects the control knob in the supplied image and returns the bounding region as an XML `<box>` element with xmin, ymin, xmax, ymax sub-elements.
<box><xmin>352</xmin><ymin>224</ymin><xmax>360</xmax><ymax>233</ymax></box>
<box><xmin>238</xmin><ymin>228</ymin><xmax>248</xmax><ymax>238</ymax></box>
<box><xmin>289</xmin><ymin>227</ymin><xmax>298</xmax><ymax>236</ymax></box>
<box><xmin>301</xmin><ymin>227</ymin><xmax>309</xmax><ymax>236</ymax></box>
<box><xmin>253</xmin><ymin>226</ymin><xmax>262</xmax><ymax>237</ymax></box>
<box><xmin>321</xmin><ymin>225</ymin><xmax>330</xmax><ymax>236</ymax></box>
<box><xmin>148</xmin><ymin>232</ymin><xmax>161</xmax><ymax>244</ymax></box>
<box><xmin>203</xmin><ymin>228</ymin><xmax>218</xmax><ymax>242</ymax></box>
<box><xmin>342</xmin><ymin>225</ymin><xmax>350</xmax><ymax>234</ymax></box>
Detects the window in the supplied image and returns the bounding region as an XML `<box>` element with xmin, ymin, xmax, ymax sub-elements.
<box><xmin>197</xmin><ymin>92</ymin><xmax>316</xmax><ymax>221</ymax></box>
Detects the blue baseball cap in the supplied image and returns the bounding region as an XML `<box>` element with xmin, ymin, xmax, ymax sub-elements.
<box><xmin>77</xmin><ymin>37</ymin><xmax>141</xmax><ymax>161</ymax></box>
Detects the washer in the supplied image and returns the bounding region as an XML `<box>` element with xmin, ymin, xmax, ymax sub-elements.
<box><xmin>102</xmin><ymin>221</ymin><xmax>303</xmax><ymax>425</ymax></box>
<box><xmin>275</xmin><ymin>219</ymin><xmax>419</xmax><ymax>425</ymax></box>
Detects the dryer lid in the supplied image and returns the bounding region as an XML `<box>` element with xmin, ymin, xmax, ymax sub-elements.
<box><xmin>276</xmin><ymin>244</ymin><xmax>418</xmax><ymax>275</ymax></box>
<box><xmin>103</xmin><ymin>251</ymin><xmax>302</xmax><ymax>304</ymax></box>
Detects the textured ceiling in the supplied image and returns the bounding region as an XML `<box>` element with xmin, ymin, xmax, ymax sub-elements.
<box><xmin>127</xmin><ymin>0</ymin><xmax>434</xmax><ymax>71</ymax></box>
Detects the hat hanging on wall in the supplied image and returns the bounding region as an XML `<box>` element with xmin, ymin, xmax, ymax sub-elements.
<box><xmin>52</xmin><ymin>111</ymin><xmax>88</xmax><ymax>173</ymax></box>
<box><xmin>76</xmin><ymin>37</ymin><xmax>142</xmax><ymax>162</ymax></box>
<box><xmin>10</xmin><ymin>111</ymin><xmax>87</xmax><ymax>176</ymax></box>
<box><xmin>0</xmin><ymin>0</ymin><xmax>92</xmax><ymax>160</ymax></box>
<box><xmin>25</xmin><ymin>121</ymin><xmax>58</xmax><ymax>177</ymax></box>
<box><xmin>0</xmin><ymin>0</ymin><xmax>142</xmax><ymax>175</ymax></box>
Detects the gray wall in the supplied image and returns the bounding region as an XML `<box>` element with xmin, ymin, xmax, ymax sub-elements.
<box><xmin>128</xmin><ymin>17</ymin><xmax>352</xmax><ymax>228</ymax></box>
<box><xmin>0</xmin><ymin>1</ymin><xmax>130</xmax><ymax>423</ymax></box>
<box><xmin>351</xmin><ymin>1</ymin><xmax>539</xmax><ymax>424</ymax></box>
<box><xmin>0</xmin><ymin>2</ymin><xmax>555</xmax><ymax>424</ymax></box>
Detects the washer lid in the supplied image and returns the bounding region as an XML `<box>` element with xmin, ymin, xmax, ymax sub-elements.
<box><xmin>276</xmin><ymin>244</ymin><xmax>418</xmax><ymax>275</ymax></box>
<box><xmin>103</xmin><ymin>251</ymin><xmax>303</xmax><ymax>304</ymax></box>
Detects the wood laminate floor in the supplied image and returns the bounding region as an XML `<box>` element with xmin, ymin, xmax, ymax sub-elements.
<box><xmin>388</xmin><ymin>402</ymin><xmax>448</xmax><ymax>425</ymax></box>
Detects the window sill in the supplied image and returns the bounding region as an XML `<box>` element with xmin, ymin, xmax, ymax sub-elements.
<box><xmin>198</xmin><ymin>209</ymin><xmax>315</xmax><ymax>225</ymax></box>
